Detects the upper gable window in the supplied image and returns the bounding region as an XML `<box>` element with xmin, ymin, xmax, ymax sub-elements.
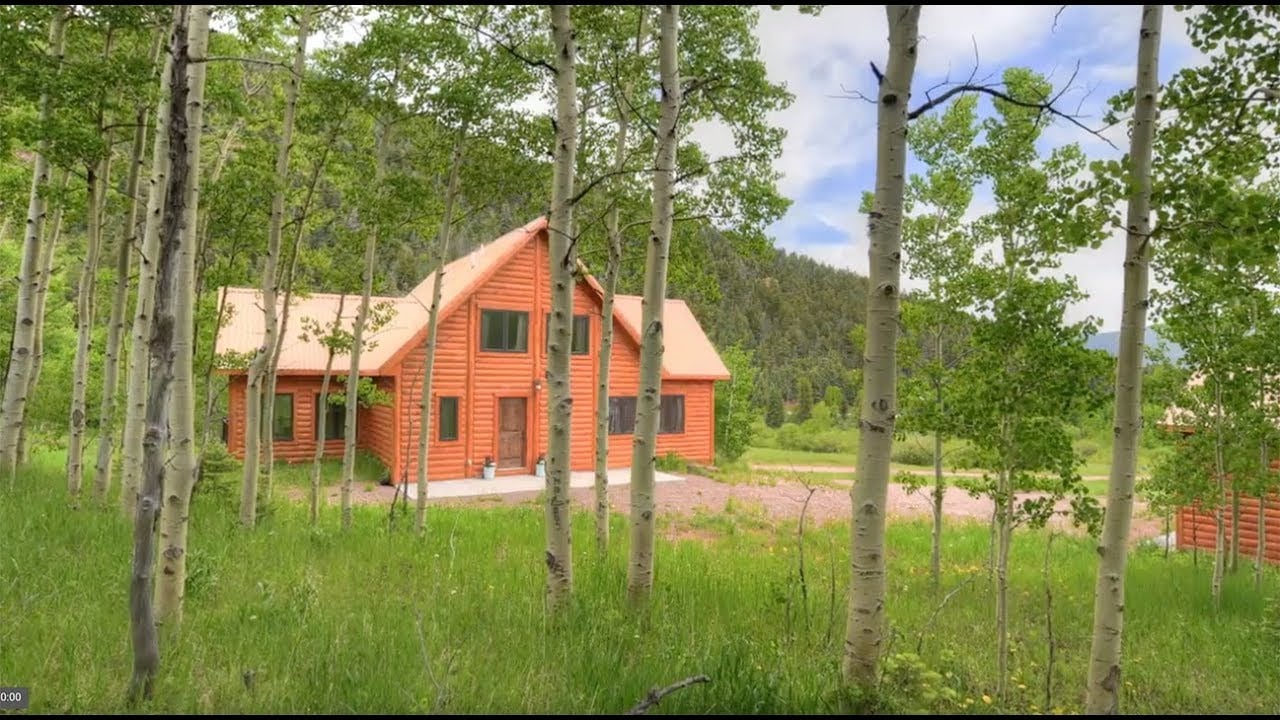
<box><xmin>481</xmin><ymin>309</ymin><xmax>529</xmax><ymax>352</ymax></box>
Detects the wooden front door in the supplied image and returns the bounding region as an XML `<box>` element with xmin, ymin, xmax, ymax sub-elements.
<box><xmin>497</xmin><ymin>397</ymin><xmax>527</xmax><ymax>469</ymax></box>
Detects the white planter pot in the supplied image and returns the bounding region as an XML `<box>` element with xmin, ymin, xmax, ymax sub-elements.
<box><xmin>482</xmin><ymin>464</ymin><xmax>496</xmax><ymax>480</ymax></box>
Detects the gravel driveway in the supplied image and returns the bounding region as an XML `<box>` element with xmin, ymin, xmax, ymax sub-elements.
<box><xmin>294</xmin><ymin>471</ymin><xmax>1164</xmax><ymax>544</ymax></box>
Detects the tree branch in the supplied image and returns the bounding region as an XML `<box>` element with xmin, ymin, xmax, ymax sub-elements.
<box><xmin>626</xmin><ymin>675</ymin><xmax>711</xmax><ymax>715</ymax></box>
<box><xmin>425</xmin><ymin>7</ymin><xmax>556</xmax><ymax>76</ymax></box>
<box><xmin>200</xmin><ymin>56</ymin><xmax>297</xmax><ymax>74</ymax></box>
<box><xmin>906</xmin><ymin>73</ymin><xmax>1117</xmax><ymax>149</ymax></box>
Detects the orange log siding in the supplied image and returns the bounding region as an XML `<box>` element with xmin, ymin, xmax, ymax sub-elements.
<box><xmin>224</xmin><ymin>227</ymin><xmax>720</xmax><ymax>481</ymax></box>
<box><xmin>1176</xmin><ymin>491</ymin><xmax>1280</xmax><ymax>565</ymax></box>
<box><xmin>225</xmin><ymin>374</ymin><xmax>400</xmax><ymax>473</ymax></box>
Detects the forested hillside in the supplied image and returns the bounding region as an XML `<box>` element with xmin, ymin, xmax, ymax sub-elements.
<box><xmin>690</xmin><ymin>232</ymin><xmax>868</xmax><ymax>406</ymax></box>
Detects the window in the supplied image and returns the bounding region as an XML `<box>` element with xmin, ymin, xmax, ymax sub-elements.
<box><xmin>273</xmin><ymin>393</ymin><xmax>294</xmax><ymax>441</ymax></box>
<box><xmin>545</xmin><ymin>313</ymin><xmax>590</xmax><ymax>355</ymax></box>
<box><xmin>481</xmin><ymin>309</ymin><xmax>529</xmax><ymax>352</ymax></box>
<box><xmin>608</xmin><ymin>396</ymin><xmax>637</xmax><ymax>435</ymax></box>
<box><xmin>439</xmin><ymin>396</ymin><xmax>459</xmax><ymax>441</ymax></box>
<box><xmin>314</xmin><ymin>393</ymin><xmax>345</xmax><ymax>440</ymax></box>
<box><xmin>659</xmin><ymin>394</ymin><xmax>685</xmax><ymax>434</ymax></box>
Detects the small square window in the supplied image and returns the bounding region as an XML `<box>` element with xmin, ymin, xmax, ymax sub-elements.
<box><xmin>545</xmin><ymin>313</ymin><xmax>590</xmax><ymax>355</ymax></box>
<box><xmin>608</xmin><ymin>396</ymin><xmax>637</xmax><ymax>435</ymax></box>
<box><xmin>659</xmin><ymin>395</ymin><xmax>684</xmax><ymax>434</ymax></box>
<box><xmin>481</xmin><ymin>309</ymin><xmax>529</xmax><ymax>352</ymax></box>
<box><xmin>439</xmin><ymin>396</ymin><xmax>459</xmax><ymax>442</ymax></box>
<box><xmin>273</xmin><ymin>393</ymin><xmax>294</xmax><ymax>441</ymax></box>
<box><xmin>315</xmin><ymin>393</ymin><xmax>345</xmax><ymax>440</ymax></box>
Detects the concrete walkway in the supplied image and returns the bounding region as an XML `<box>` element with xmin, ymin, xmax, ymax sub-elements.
<box><xmin>402</xmin><ymin>467</ymin><xmax>682</xmax><ymax>500</ymax></box>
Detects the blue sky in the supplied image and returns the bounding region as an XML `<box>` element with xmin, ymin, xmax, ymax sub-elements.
<box><xmin>693</xmin><ymin>5</ymin><xmax>1207</xmax><ymax>332</ymax></box>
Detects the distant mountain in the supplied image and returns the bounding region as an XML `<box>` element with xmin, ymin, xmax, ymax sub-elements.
<box><xmin>1086</xmin><ymin>328</ymin><xmax>1184</xmax><ymax>364</ymax></box>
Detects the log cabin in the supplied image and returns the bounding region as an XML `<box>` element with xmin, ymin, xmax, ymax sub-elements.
<box><xmin>1159</xmin><ymin>386</ymin><xmax>1280</xmax><ymax>564</ymax></box>
<box><xmin>215</xmin><ymin>216</ymin><xmax>730</xmax><ymax>482</ymax></box>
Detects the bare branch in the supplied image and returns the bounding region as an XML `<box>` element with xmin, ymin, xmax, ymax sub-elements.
<box><xmin>915</xmin><ymin>575</ymin><xmax>977</xmax><ymax>655</ymax></box>
<box><xmin>1052</xmin><ymin>6</ymin><xmax>1068</xmax><ymax>33</ymax></box>
<box><xmin>905</xmin><ymin>73</ymin><xmax>1117</xmax><ymax>150</ymax></box>
<box><xmin>626</xmin><ymin>675</ymin><xmax>712</xmax><ymax>715</ymax></box>
<box><xmin>424</xmin><ymin>7</ymin><xmax>556</xmax><ymax>76</ymax></box>
<box><xmin>201</xmin><ymin>55</ymin><xmax>296</xmax><ymax>73</ymax></box>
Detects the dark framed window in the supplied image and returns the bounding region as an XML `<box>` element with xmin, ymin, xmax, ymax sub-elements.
<box><xmin>439</xmin><ymin>396</ymin><xmax>459</xmax><ymax>441</ymax></box>
<box><xmin>608</xmin><ymin>396</ymin><xmax>637</xmax><ymax>435</ymax></box>
<box><xmin>545</xmin><ymin>313</ymin><xmax>590</xmax><ymax>355</ymax></box>
<box><xmin>314</xmin><ymin>393</ymin><xmax>345</xmax><ymax>440</ymax></box>
<box><xmin>480</xmin><ymin>309</ymin><xmax>529</xmax><ymax>352</ymax></box>
<box><xmin>273</xmin><ymin>393</ymin><xmax>294</xmax><ymax>441</ymax></box>
<box><xmin>659</xmin><ymin>394</ymin><xmax>685</xmax><ymax>434</ymax></box>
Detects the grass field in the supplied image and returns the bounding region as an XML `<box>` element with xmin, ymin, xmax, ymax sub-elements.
<box><xmin>2</xmin><ymin>455</ymin><xmax>1277</xmax><ymax>714</ymax></box>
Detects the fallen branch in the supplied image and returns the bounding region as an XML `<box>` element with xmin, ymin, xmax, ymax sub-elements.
<box><xmin>626</xmin><ymin>675</ymin><xmax>711</xmax><ymax>715</ymax></box>
<box><xmin>915</xmin><ymin>575</ymin><xmax>977</xmax><ymax>655</ymax></box>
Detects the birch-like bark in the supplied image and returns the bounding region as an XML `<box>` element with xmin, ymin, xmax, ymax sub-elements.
<box><xmin>341</xmin><ymin>121</ymin><xmax>389</xmax><ymax>531</ymax></box>
<box><xmin>930</xmin><ymin>333</ymin><xmax>944</xmax><ymax>592</ymax></box>
<box><xmin>121</xmin><ymin>28</ymin><xmax>176</xmax><ymax>516</ymax></box>
<box><xmin>415</xmin><ymin>131</ymin><xmax>465</xmax><ymax>536</ymax></box>
<box><xmin>0</xmin><ymin>7</ymin><xmax>69</xmax><ymax>479</ymax></box>
<box><xmin>93</xmin><ymin>86</ymin><xmax>154</xmax><ymax>501</ymax></box>
<box><xmin>241</xmin><ymin>6</ymin><xmax>311</xmax><ymax>527</ymax></box>
<box><xmin>1230</xmin><ymin>489</ymin><xmax>1241</xmax><ymax>573</ymax></box>
<box><xmin>262</xmin><ymin>215</ymin><xmax>301</xmax><ymax>499</ymax></box>
<box><xmin>995</xmin><ymin>469</ymin><xmax>1013</xmax><ymax>699</ymax></box>
<box><xmin>1257</xmin><ymin>438</ymin><xmax>1268</xmax><ymax>590</ymax></box>
<box><xmin>195</xmin><ymin>286</ymin><xmax>228</xmax><ymax>478</ymax></box>
<box><xmin>595</xmin><ymin>10</ymin><xmax>645</xmax><ymax>558</ymax></box>
<box><xmin>68</xmin><ymin>151</ymin><xmax>113</xmax><ymax>497</ymax></box>
<box><xmin>1084</xmin><ymin>7</ymin><xmax>1162</xmax><ymax>712</ymax></box>
<box><xmin>155</xmin><ymin>4</ymin><xmax>208</xmax><ymax>627</ymax></box>
<box><xmin>542</xmin><ymin>4</ymin><xmax>580</xmax><ymax>610</ymax></box>
<box><xmin>627</xmin><ymin>4</ymin><xmax>680</xmax><ymax>607</ymax></box>
<box><xmin>1211</xmin><ymin>380</ymin><xmax>1226</xmax><ymax>610</ymax></box>
<box><xmin>841</xmin><ymin>4</ymin><xmax>920</xmax><ymax>688</ymax></box>
<box><xmin>193</xmin><ymin>119</ymin><xmax>243</xmax><ymax>300</ymax></box>
<box><xmin>17</xmin><ymin>171</ymin><xmax>69</xmax><ymax>466</ymax></box>
<box><xmin>129</xmin><ymin>7</ymin><xmax>191</xmax><ymax>698</ymax></box>
<box><xmin>310</xmin><ymin>295</ymin><xmax>345</xmax><ymax>525</ymax></box>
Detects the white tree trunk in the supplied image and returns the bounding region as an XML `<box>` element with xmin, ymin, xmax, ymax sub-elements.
<box><xmin>310</xmin><ymin>295</ymin><xmax>345</xmax><ymax>525</ymax></box>
<box><xmin>1084</xmin><ymin>7</ymin><xmax>1162</xmax><ymax>712</ymax></box>
<box><xmin>995</xmin><ymin>470</ymin><xmax>1013</xmax><ymax>699</ymax></box>
<box><xmin>0</xmin><ymin>8</ymin><xmax>69</xmax><ymax>478</ymax></box>
<box><xmin>93</xmin><ymin>95</ymin><xmax>152</xmax><ymax>501</ymax></box>
<box><xmin>543</xmin><ymin>3</ymin><xmax>580</xmax><ymax>610</ymax></box>
<box><xmin>416</xmin><ymin>131</ymin><xmax>465</xmax><ymax>536</ymax></box>
<box><xmin>594</xmin><ymin>10</ymin><xmax>644</xmax><ymax>558</ymax></box>
<box><xmin>129</xmin><ymin>7</ymin><xmax>192</xmax><ymax>698</ymax></box>
<box><xmin>242</xmin><ymin>6</ymin><xmax>311</xmax><ymax>527</ymax></box>
<box><xmin>155</xmin><ymin>4</ymin><xmax>208</xmax><ymax>627</ymax></box>
<box><xmin>195</xmin><ymin>286</ymin><xmax>228</xmax><ymax>478</ymax></box>
<box><xmin>262</xmin><ymin>224</ymin><xmax>301</xmax><ymax>499</ymax></box>
<box><xmin>121</xmin><ymin>30</ymin><xmax>176</xmax><ymax>516</ymax></box>
<box><xmin>341</xmin><ymin>235</ymin><xmax>377</xmax><ymax>531</ymax></box>
<box><xmin>68</xmin><ymin>152</ymin><xmax>113</xmax><ymax>497</ymax></box>
<box><xmin>841</xmin><ymin>4</ymin><xmax>920</xmax><ymax>688</ymax></box>
<box><xmin>17</xmin><ymin>171</ymin><xmax>70</xmax><ymax>467</ymax></box>
<box><xmin>626</xmin><ymin>4</ymin><xmax>681</xmax><ymax>607</ymax></box>
<box><xmin>341</xmin><ymin>121</ymin><xmax>389</xmax><ymax>531</ymax></box>
<box><xmin>1211</xmin><ymin>380</ymin><xmax>1226</xmax><ymax>609</ymax></box>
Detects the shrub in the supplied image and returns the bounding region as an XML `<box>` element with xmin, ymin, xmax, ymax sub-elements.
<box><xmin>775</xmin><ymin>423</ymin><xmax>855</xmax><ymax>454</ymax></box>
<box><xmin>1074</xmin><ymin>439</ymin><xmax>1100</xmax><ymax>461</ymax></box>
<box><xmin>656</xmin><ymin>452</ymin><xmax>688</xmax><ymax>472</ymax></box>
<box><xmin>751</xmin><ymin>419</ymin><xmax>777</xmax><ymax>448</ymax></box>
<box><xmin>947</xmin><ymin>442</ymin><xmax>990</xmax><ymax>470</ymax></box>
<box><xmin>891</xmin><ymin>440</ymin><xmax>934</xmax><ymax>466</ymax></box>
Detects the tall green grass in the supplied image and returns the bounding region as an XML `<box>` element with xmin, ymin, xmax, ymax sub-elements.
<box><xmin>1</xmin><ymin>460</ymin><xmax>1276</xmax><ymax>714</ymax></box>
